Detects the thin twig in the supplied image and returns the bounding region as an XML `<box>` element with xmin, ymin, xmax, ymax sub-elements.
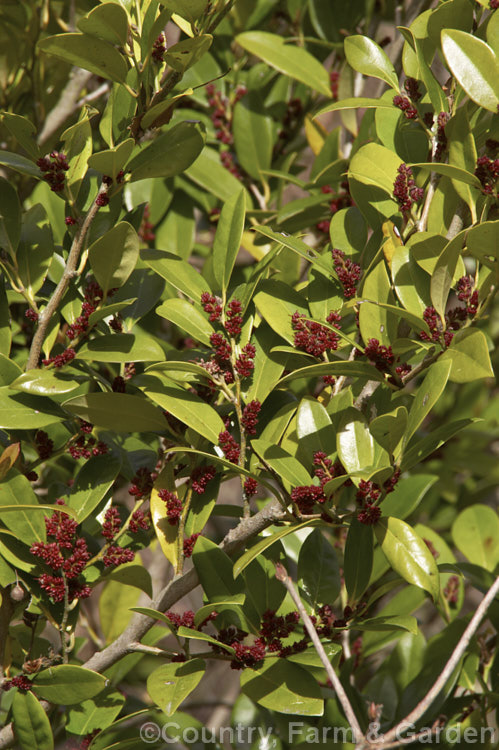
<box><xmin>332</xmin><ymin>347</ymin><xmax>357</xmax><ymax>396</ymax></box>
<box><xmin>26</xmin><ymin>183</ymin><xmax>109</xmax><ymax>370</ymax></box>
<box><xmin>380</xmin><ymin>575</ymin><xmax>499</xmax><ymax>746</ymax></box>
<box><xmin>275</xmin><ymin>563</ymin><xmax>365</xmax><ymax>743</ymax></box>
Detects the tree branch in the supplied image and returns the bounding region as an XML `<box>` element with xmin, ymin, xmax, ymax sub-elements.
<box><xmin>37</xmin><ymin>69</ymin><xmax>93</xmax><ymax>146</ymax></box>
<box><xmin>26</xmin><ymin>183</ymin><xmax>109</xmax><ymax>370</ymax></box>
<box><xmin>275</xmin><ymin>563</ymin><xmax>365</xmax><ymax>744</ymax></box>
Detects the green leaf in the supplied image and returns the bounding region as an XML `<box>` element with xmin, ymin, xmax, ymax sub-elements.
<box><xmin>344</xmin><ymin>518</ymin><xmax>374</xmax><ymax>604</ymax></box>
<box><xmin>401</xmin><ymin>418</ymin><xmax>474</xmax><ymax>472</ymax></box>
<box><xmin>77</xmin><ymin>2</ymin><xmax>129</xmax><ymax>46</ymax></box>
<box><xmin>441</xmin><ymin>328</ymin><xmax>494</xmax><ymax>383</ymax></box>
<box><xmin>0</xmin><ymin>112</ymin><xmax>39</xmax><ymax>159</ymax></box>
<box><xmin>344</xmin><ymin>35</ymin><xmax>399</xmax><ymax>89</ymax></box>
<box><xmin>348</xmin><ymin>142</ymin><xmax>401</xmax><ymax>197</ymax></box>
<box><xmin>0</xmin><ymin>388</ymin><xmax>66</xmax><ymax>429</ymax></box>
<box><xmin>99</xmin><ymin>580</ymin><xmax>140</xmax><ymax>643</ymax></box>
<box><xmin>0</xmin><ymin>177</ymin><xmax>21</xmax><ymax>255</ymax></box>
<box><xmin>315</xmin><ymin>97</ymin><xmax>396</xmax><ymax>116</ymax></box>
<box><xmin>441</xmin><ymin>30</ymin><xmax>499</xmax><ymax>112</ymax></box>
<box><xmin>77</xmin><ymin>333</ymin><xmax>164</xmax><ymax>363</ymax></box>
<box><xmin>156</xmin><ymin>298</ymin><xmax>214</xmax><ymax>346</ymax></box>
<box><xmin>185</xmin><ymin>146</ymin><xmax>251</xmax><ymax>204</ymax></box>
<box><xmin>63</xmin><ymin>393</ymin><xmax>167</xmax><ymax>432</ymax></box>
<box><xmin>87</xmin><ymin>139</ymin><xmax>134</xmax><ymax>180</ymax></box>
<box><xmin>375</xmin><ymin>517</ymin><xmax>440</xmax><ymax>601</ymax></box>
<box><xmin>193</xmin><ymin>536</ymin><xmax>245</xmax><ymax>599</ymax></box>
<box><xmin>61</xmin><ymin>112</ymin><xmax>93</xmax><ymax>202</ymax></box>
<box><xmin>253</xmin><ymin>226</ymin><xmax>332</xmax><ymax>275</ymax></box>
<box><xmin>0</xmin><ymin>472</ymin><xmax>46</xmax><ymax>544</ymax></box>
<box><xmin>354</xmin><ymin>615</ymin><xmax>418</xmax><ymax>634</ymax></box>
<box><xmin>358</xmin><ymin>262</ymin><xmax>399</xmax><ymax>346</ymax></box>
<box><xmin>141</xmin><ymin>249</ymin><xmax>207</xmax><ymax>301</ymax></box>
<box><xmin>452</xmin><ymin>505</ymin><xmax>499</xmax><ymax>571</ymax></box>
<box><xmin>391</xmin><ymin>242</ymin><xmax>431</xmax><ymax>315</ymax></box>
<box><xmin>236</xmin><ymin>32</ymin><xmax>331</xmax><ymax>97</ymax></box>
<box><xmin>16</xmin><ymin>204</ymin><xmax>54</xmax><ymax>297</ymax></box>
<box><xmin>404</xmin><ymin>359</ymin><xmax>452</xmax><ymax>447</ymax></box>
<box><xmin>144</xmin><ymin>380</ymin><xmax>225</xmax><ymax>443</ymax></box>
<box><xmin>251</xmin><ymin>438</ymin><xmax>311</xmax><ymax>490</ymax></box>
<box><xmin>233</xmin><ymin>93</ymin><xmax>273</xmax><ymax>180</ymax></box>
<box><xmin>370</xmin><ymin>406</ymin><xmax>408</xmax><ymax>456</ymax></box>
<box><xmin>298</xmin><ymin>529</ymin><xmax>341</xmax><ymax>609</ymax></box>
<box><xmin>147</xmin><ymin>659</ymin><xmax>205</xmax><ymax>716</ymax></box>
<box><xmin>68</xmin><ymin>454</ymin><xmax>121</xmax><ymax>521</ymax></box>
<box><xmin>12</xmin><ymin>690</ymin><xmax>53</xmax><ymax>750</ymax></box>
<box><xmin>254</xmin><ymin>279</ymin><xmax>308</xmax><ymax>345</ymax></box>
<box><xmin>233</xmin><ymin>521</ymin><xmax>319</xmax><ymax>578</ymax></box>
<box><xmin>177</xmin><ymin>626</ymin><xmax>235</xmax><ymax>654</ymax></box>
<box><xmin>32</xmin><ymin>666</ymin><xmax>106</xmax><ymax>705</ymax></box>
<box><xmin>10</xmin><ymin>370</ymin><xmax>81</xmax><ymax>396</ymax></box>
<box><xmin>103</xmin><ymin>563</ymin><xmax>153</xmax><ymax>598</ymax></box>
<box><xmin>0</xmin><ymin>151</ymin><xmax>41</xmax><ymax>178</ymax></box>
<box><xmin>88</xmin><ymin>221</ymin><xmax>139</xmax><ymax>294</ymax></box>
<box><xmin>65</xmin><ymin>691</ymin><xmax>125</xmax><ymax>736</ymax></box>
<box><xmin>240</xmin><ymin>658</ymin><xmax>324</xmax><ymax>716</ymax></box>
<box><xmin>213</xmin><ymin>189</ymin><xmax>246</xmax><ymax>294</ymax></box>
<box><xmin>336</xmin><ymin>407</ymin><xmax>375</xmax><ymax>474</ymax></box>
<box><xmin>278</xmin><ymin>361</ymin><xmax>384</xmax><ymax>386</ymax></box>
<box><xmin>296</xmin><ymin>396</ymin><xmax>336</xmax><ymax>462</ymax></box>
<box><xmin>150</xmin><ymin>466</ymin><xmax>180</xmax><ymax>570</ymax></box>
<box><xmin>128</xmin><ymin>121</ymin><xmax>205</xmax><ymax>181</ymax></box>
<box><xmin>165</xmin><ymin>35</ymin><xmax>213</xmax><ymax>73</ymax></box>
<box><xmin>244</xmin><ymin>324</ymin><xmax>287</xmax><ymax>403</ymax></box>
<box><xmin>409</xmin><ymin>162</ymin><xmax>481</xmax><ymax>188</ymax></box>
<box><xmin>37</xmin><ymin>33</ymin><xmax>129</xmax><ymax>84</ymax></box>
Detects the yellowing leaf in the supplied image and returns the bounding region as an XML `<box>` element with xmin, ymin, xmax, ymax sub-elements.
<box><xmin>150</xmin><ymin>466</ymin><xmax>181</xmax><ymax>571</ymax></box>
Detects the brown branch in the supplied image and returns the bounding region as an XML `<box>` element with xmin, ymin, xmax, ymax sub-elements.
<box><xmin>275</xmin><ymin>563</ymin><xmax>365</xmax><ymax>744</ymax></box>
<box><xmin>38</xmin><ymin>69</ymin><xmax>93</xmax><ymax>146</ymax></box>
<box><xmin>0</xmin><ymin>500</ymin><xmax>287</xmax><ymax>749</ymax></box>
<box><xmin>25</xmin><ymin>183</ymin><xmax>109</xmax><ymax>370</ymax></box>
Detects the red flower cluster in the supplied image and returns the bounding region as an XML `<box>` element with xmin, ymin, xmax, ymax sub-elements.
<box><xmin>65</xmin><ymin>216</ymin><xmax>77</xmax><ymax>226</ymax></box>
<box><xmin>291</xmin><ymin>311</ymin><xmax>341</xmax><ymax>357</ymax></box>
<box><xmin>383</xmin><ymin>468</ymin><xmax>401</xmax><ymax>494</ymax></box>
<box><xmin>201</xmin><ymin>292</ymin><xmax>223</xmax><ymax>322</ymax></box>
<box><xmin>356</xmin><ymin>479</ymin><xmax>381</xmax><ymax>504</ymax></box>
<box><xmin>331</xmin><ymin>248</ymin><xmax>362</xmax><ymax>299</ymax></box>
<box><xmin>291</xmin><ymin>485</ymin><xmax>326</xmax><ymax>514</ymax></box>
<box><xmin>2</xmin><ymin>675</ymin><xmax>33</xmax><ymax>693</ymax></box>
<box><xmin>330</xmin><ymin>71</ymin><xmax>339</xmax><ymax>99</ymax></box>
<box><xmin>95</xmin><ymin>192</ymin><xmax>109</xmax><ymax>207</ymax></box>
<box><xmin>434</xmin><ymin>112</ymin><xmax>449</xmax><ymax>162</ymax></box>
<box><xmin>152</xmin><ymin>33</ymin><xmax>166</xmax><ymax>63</ymax></box>
<box><xmin>129</xmin><ymin>467</ymin><xmax>154</xmax><ymax>499</ymax></box>
<box><xmin>102</xmin><ymin>507</ymin><xmax>121</xmax><ymax>541</ymax></box>
<box><xmin>313</xmin><ymin>451</ymin><xmax>342</xmax><ymax>488</ymax></box>
<box><xmin>158</xmin><ymin>488</ymin><xmax>183</xmax><ymax>525</ymax></box>
<box><xmin>68</xmin><ymin>420</ymin><xmax>108</xmax><ymax>460</ymax></box>
<box><xmin>36</xmin><ymin>151</ymin><xmax>69</xmax><ymax>192</ymax></box>
<box><xmin>66</xmin><ymin>281</ymin><xmax>104</xmax><ymax>341</ymax></box>
<box><xmin>138</xmin><ymin>204</ymin><xmax>155</xmax><ymax>243</ymax></box>
<box><xmin>241</xmin><ymin>400</ymin><xmax>261</xmax><ymax>435</ymax></box>
<box><xmin>364</xmin><ymin>338</ymin><xmax>394</xmax><ymax>372</ymax></box>
<box><xmin>42</xmin><ymin>347</ymin><xmax>75</xmax><ymax>368</ymax></box>
<box><xmin>260</xmin><ymin>609</ymin><xmax>300</xmax><ymax>652</ymax></box>
<box><xmin>393</xmin><ymin>163</ymin><xmax>424</xmax><ymax>213</ymax></box>
<box><xmin>235</xmin><ymin>343</ymin><xmax>256</xmax><ymax>378</ymax></box>
<box><xmin>474</xmin><ymin>155</ymin><xmax>499</xmax><ymax>194</ymax></box>
<box><xmin>219</xmin><ymin>430</ymin><xmax>240</xmax><ymax>464</ymax></box>
<box><xmin>456</xmin><ymin>276</ymin><xmax>479</xmax><ymax>316</ymax></box>
<box><xmin>419</xmin><ymin>306</ymin><xmax>454</xmax><ymax>347</ymax></box>
<box><xmin>443</xmin><ymin>575</ymin><xmax>460</xmax><ymax>605</ymax></box>
<box><xmin>129</xmin><ymin>508</ymin><xmax>150</xmax><ymax>533</ymax></box>
<box><xmin>102</xmin><ymin>545</ymin><xmax>135</xmax><ymax>567</ymax></box>
<box><xmin>166</xmin><ymin>609</ymin><xmax>195</xmax><ymax>628</ymax></box>
<box><xmin>112</xmin><ymin>375</ymin><xmax>126</xmax><ymax>392</ymax></box>
<box><xmin>205</xmin><ymin>83</ymin><xmax>246</xmax><ymax>176</ymax></box>
<box><xmin>404</xmin><ymin>77</ymin><xmax>421</xmax><ymax>102</ymax></box>
<box><xmin>30</xmin><ymin>506</ymin><xmax>91</xmax><ymax>602</ymax></box>
<box><xmin>35</xmin><ymin>430</ymin><xmax>53</xmax><ymax>460</ymax></box>
<box><xmin>183</xmin><ymin>533</ymin><xmax>200</xmax><ymax>558</ymax></box>
<box><xmin>243</xmin><ymin>477</ymin><xmax>258</xmax><ymax>497</ymax></box>
<box><xmin>25</xmin><ymin>308</ymin><xmax>38</xmax><ymax>323</ymax></box>
<box><xmin>393</xmin><ymin>95</ymin><xmax>418</xmax><ymax>119</ymax></box>
<box><xmin>191</xmin><ymin>464</ymin><xmax>216</xmax><ymax>494</ymax></box>
<box><xmin>225</xmin><ymin>299</ymin><xmax>243</xmax><ymax>337</ymax></box>
<box><xmin>316</xmin><ymin>184</ymin><xmax>353</xmax><ymax>234</ymax></box>
<box><xmin>357</xmin><ymin>503</ymin><xmax>381</xmax><ymax>525</ymax></box>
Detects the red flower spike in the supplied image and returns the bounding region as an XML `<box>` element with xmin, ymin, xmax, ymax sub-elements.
<box><xmin>241</xmin><ymin>400</ymin><xmax>261</xmax><ymax>435</ymax></box>
<box><xmin>218</xmin><ymin>430</ymin><xmax>240</xmax><ymax>464</ymax></box>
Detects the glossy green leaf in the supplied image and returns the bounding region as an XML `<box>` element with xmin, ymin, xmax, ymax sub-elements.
<box><xmin>233</xmin><ymin>520</ymin><xmax>319</xmax><ymax>578</ymax></box>
<box><xmin>77</xmin><ymin>2</ymin><xmax>129</xmax><ymax>45</ymax></box>
<box><xmin>144</xmin><ymin>380</ymin><xmax>225</xmax><ymax>443</ymax></box>
<box><xmin>0</xmin><ymin>112</ymin><xmax>39</xmax><ymax>159</ymax></box>
<box><xmin>240</xmin><ymin>658</ymin><xmax>324</xmax><ymax>716</ymax></box>
<box><xmin>375</xmin><ymin>517</ymin><xmax>440</xmax><ymax>601</ymax></box>
<box><xmin>236</xmin><ymin>32</ymin><xmax>331</xmax><ymax>97</ymax></box>
<box><xmin>315</xmin><ymin>97</ymin><xmax>395</xmax><ymax>116</ymax></box>
<box><xmin>370</xmin><ymin>406</ymin><xmax>408</xmax><ymax>456</ymax></box>
<box><xmin>441</xmin><ymin>328</ymin><xmax>494</xmax><ymax>383</ymax></box>
<box><xmin>0</xmin><ymin>151</ymin><xmax>40</xmax><ymax>178</ymax></box>
<box><xmin>165</xmin><ymin>35</ymin><xmax>213</xmax><ymax>72</ymax></box>
<box><xmin>245</xmin><ymin>324</ymin><xmax>287</xmax><ymax>403</ymax></box>
<box><xmin>344</xmin><ymin>518</ymin><xmax>374</xmax><ymax>604</ymax></box>
<box><xmin>336</xmin><ymin>407</ymin><xmax>375</xmax><ymax>474</ymax></box>
<box><xmin>0</xmin><ymin>388</ymin><xmax>66</xmax><ymax>429</ymax></box>
<box><xmin>63</xmin><ymin>393</ymin><xmax>167</xmax><ymax>432</ymax></box>
<box><xmin>194</xmin><ymin>536</ymin><xmax>245</xmax><ymax>598</ymax></box>
<box><xmin>150</xmin><ymin>466</ymin><xmax>180</xmax><ymax>570</ymax></box>
<box><xmin>0</xmin><ymin>177</ymin><xmax>21</xmax><ymax>255</ymax></box>
<box><xmin>99</xmin><ymin>580</ymin><xmax>141</xmax><ymax>642</ymax></box>
<box><xmin>348</xmin><ymin>142</ymin><xmax>401</xmax><ymax>197</ymax></box>
<box><xmin>103</xmin><ymin>563</ymin><xmax>152</xmax><ymax>597</ymax></box>
<box><xmin>404</xmin><ymin>358</ymin><xmax>452</xmax><ymax>447</ymax></box>
<box><xmin>177</xmin><ymin>626</ymin><xmax>235</xmax><ymax>654</ymax></box>
<box><xmin>354</xmin><ymin>615</ymin><xmax>418</xmax><ymax>634</ymax></box>
<box><xmin>401</xmin><ymin>418</ymin><xmax>474</xmax><ymax>472</ymax></box>
<box><xmin>77</xmin><ymin>333</ymin><xmax>164</xmax><ymax>363</ymax></box>
<box><xmin>344</xmin><ymin>35</ymin><xmax>399</xmax><ymax>89</ymax></box>
<box><xmin>87</xmin><ymin>139</ymin><xmax>134</xmax><ymax>180</ymax></box>
<box><xmin>185</xmin><ymin>146</ymin><xmax>251</xmax><ymax>204</ymax></box>
<box><xmin>0</xmin><ymin>472</ymin><xmax>46</xmax><ymax>544</ymax></box>
<box><xmin>441</xmin><ymin>30</ymin><xmax>499</xmax><ymax>112</ymax></box>
<box><xmin>32</xmin><ymin>666</ymin><xmax>106</xmax><ymax>704</ymax></box>
<box><xmin>296</xmin><ymin>396</ymin><xmax>336</xmax><ymax>461</ymax></box>
<box><xmin>65</xmin><ymin>691</ymin><xmax>125</xmax><ymax>736</ymax></box>
<box><xmin>68</xmin><ymin>454</ymin><xmax>121</xmax><ymax>521</ymax></box>
<box><xmin>12</xmin><ymin>690</ymin><xmax>53</xmax><ymax>750</ymax></box>
<box><xmin>452</xmin><ymin>505</ymin><xmax>499</xmax><ymax>571</ymax></box>
<box><xmin>278</xmin><ymin>360</ymin><xmax>384</xmax><ymax>386</ymax></box>
<box><xmin>159</xmin><ymin>0</ymin><xmax>206</xmax><ymax>21</ymax></box>
<box><xmin>251</xmin><ymin>438</ymin><xmax>311</xmax><ymax>489</ymax></box>
<box><xmin>298</xmin><ymin>529</ymin><xmax>341</xmax><ymax>609</ymax></box>
<box><xmin>37</xmin><ymin>33</ymin><xmax>129</xmax><ymax>84</ymax></box>
<box><xmin>253</xmin><ymin>226</ymin><xmax>332</xmax><ymax>275</ymax></box>
<box><xmin>358</xmin><ymin>262</ymin><xmax>399</xmax><ymax>346</ymax></box>
<box><xmin>213</xmin><ymin>189</ymin><xmax>245</xmax><ymax>294</ymax></box>
<box><xmin>391</xmin><ymin>242</ymin><xmax>431</xmax><ymax>315</ymax></box>
<box><xmin>141</xmin><ymin>249</ymin><xmax>207</xmax><ymax>301</ymax></box>
<box><xmin>10</xmin><ymin>369</ymin><xmax>80</xmax><ymax>396</ymax></box>
<box><xmin>128</xmin><ymin>121</ymin><xmax>206</xmax><ymax>182</ymax></box>
<box><xmin>156</xmin><ymin>298</ymin><xmax>214</xmax><ymax>346</ymax></box>
<box><xmin>233</xmin><ymin>93</ymin><xmax>273</xmax><ymax>180</ymax></box>
<box><xmin>88</xmin><ymin>221</ymin><xmax>139</xmax><ymax>294</ymax></box>
<box><xmin>147</xmin><ymin>659</ymin><xmax>205</xmax><ymax>716</ymax></box>
<box><xmin>410</xmin><ymin>162</ymin><xmax>481</xmax><ymax>188</ymax></box>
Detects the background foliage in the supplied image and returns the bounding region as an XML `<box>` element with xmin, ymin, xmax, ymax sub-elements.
<box><xmin>0</xmin><ymin>0</ymin><xmax>498</xmax><ymax>748</ymax></box>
